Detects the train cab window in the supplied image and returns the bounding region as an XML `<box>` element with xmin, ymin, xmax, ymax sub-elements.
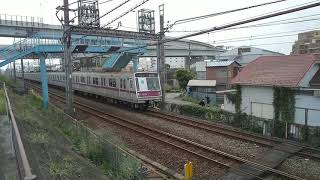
<box><xmin>93</xmin><ymin>77</ymin><xmax>99</xmax><ymax>85</ymax></box>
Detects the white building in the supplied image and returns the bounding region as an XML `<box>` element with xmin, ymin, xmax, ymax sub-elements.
<box><xmin>139</xmin><ymin>57</ymin><xmax>186</xmax><ymax>71</ymax></box>
<box><xmin>217</xmin><ymin>46</ymin><xmax>284</xmax><ymax>66</ymax></box>
<box><xmin>225</xmin><ymin>55</ymin><xmax>320</xmax><ymax>127</ymax></box>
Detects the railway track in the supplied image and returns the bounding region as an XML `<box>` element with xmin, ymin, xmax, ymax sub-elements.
<box><xmin>27</xmin><ymin>82</ymin><xmax>306</xmax><ymax>180</ymax></box>
<box><xmin>145</xmin><ymin>110</ymin><xmax>320</xmax><ymax>161</ymax></box>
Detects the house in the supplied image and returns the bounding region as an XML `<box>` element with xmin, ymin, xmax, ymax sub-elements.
<box><xmin>190</xmin><ymin>61</ymin><xmax>208</xmax><ymax>80</ymax></box>
<box><xmin>187</xmin><ymin>80</ymin><xmax>217</xmax><ymax>104</ymax></box>
<box><xmin>226</xmin><ymin>55</ymin><xmax>320</xmax><ymax>127</ymax></box>
<box><xmin>217</xmin><ymin>46</ymin><xmax>284</xmax><ymax>66</ymax></box>
<box><xmin>206</xmin><ymin>60</ymin><xmax>241</xmax><ymax>103</ymax></box>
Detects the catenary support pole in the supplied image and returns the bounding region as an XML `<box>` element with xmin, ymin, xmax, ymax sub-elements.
<box><xmin>63</xmin><ymin>0</ymin><xmax>74</xmax><ymax>115</ymax></box>
<box><xmin>159</xmin><ymin>4</ymin><xmax>165</xmax><ymax>104</ymax></box>
<box><xmin>40</xmin><ymin>55</ymin><xmax>49</xmax><ymax>109</ymax></box>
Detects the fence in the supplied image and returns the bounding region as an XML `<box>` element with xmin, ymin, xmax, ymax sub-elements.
<box><xmin>3</xmin><ymin>83</ymin><xmax>36</xmax><ymax>180</ymax></box>
<box><xmin>250</xmin><ymin>101</ymin><xmax>320</xmax><ymax>145</ymax></box>
<box><xmin>0</xmin><ymin>14</ymin><xmax>43</xmax><ymax>27</ymax></box>
<box><xmin>37</xmin><ymin>97</ymin><xmax>159</xmax><ymax>179</ymax></box>
<box><xmin>163</xmin><ymin>102</ymin><xmax>320</xmax><ymax>147</ymax></box>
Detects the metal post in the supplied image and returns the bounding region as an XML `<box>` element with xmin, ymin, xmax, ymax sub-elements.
<box><xmin>21</xmin><ymin>59</ymin><xmax>25</xmax><ymax>91</ymax></box>
<box><xmin>63</xmin><ymin>0</ymin><xmax>74</xmax><ymax>115</ymax></box>
<box><xmin>159</xmin><ymin>4</ymin><xmax>165</xmax><ymax>104</ymax></box>
<box><xmin>304</xmin><ymin>108</ymin><xmax>309</xmax><ymax>141</ymax></box>
<box><xmin>40</xmin><ymin>55</ymin><xmax>49</xmax><ymax>109</ymax></box>
<box><xmin>13</xmin><ymin>61</ymin><xmax>16</xmax><ymax>82</ymax></box>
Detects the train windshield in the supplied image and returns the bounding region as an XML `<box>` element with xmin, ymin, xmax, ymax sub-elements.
<box><xmin>136</xmin><ymin>77</ymin><xmax>160</xmax><ymax>91</ymax></box>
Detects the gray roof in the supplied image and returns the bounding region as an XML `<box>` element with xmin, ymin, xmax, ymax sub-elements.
<box><xmin>206</xmin><ymin>60</ymin><xmax>239</xmax><ymax>67</ymax></box>
<box><xmin>187</xmin><ymin>80</ymin><xmax>216</xmax><ymax>87</ymax></box>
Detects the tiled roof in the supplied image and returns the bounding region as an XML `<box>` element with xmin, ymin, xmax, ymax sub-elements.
<box><xmin>206</xmin><ymin>60</ymin><xmax>240</xmax><ymax>67</ymax></box>
<box><xmin>231</xmin><ymin>55</ymin><xmax>317</xmax><ymax>87</ymax></box>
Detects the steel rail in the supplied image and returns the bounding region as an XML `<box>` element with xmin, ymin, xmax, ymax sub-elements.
<box><xmin>147</xmin><ymin>110</ymin><xmax>320</xmax><ymax>161</ymax></box>
<box><xmin>4</xmin><ymin>83</ymin><xmax>36</xmax><ymax>180</ymax></box>
<box><xmin>28</xmin><ymin>83</ymin><xmax>305</xmax><ymax>180</ymax></box>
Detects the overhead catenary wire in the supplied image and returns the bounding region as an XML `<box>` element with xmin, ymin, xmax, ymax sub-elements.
<box><xmin>88</xmin><ymin>0</ymin><xmax>133</xmax><ymax>26</ymax></box>
<box><xmin>114</xmin><ymin>1</ymin><xmax>320</xmax><ymax>53</ymax></box>
<box><xmin>212</xmin><ymin>28</ymin><xmax>320</xmax><ymax>44</ymax></box>
<box><xmin>168</xmin><ymin>13</ymin><xmax>320</xmax><ymax>33</ymax></box>
<box><xmin>166</xmin><ymin>0</ymin><xmax>287</xmax><ymax>31</ymax></box>
<box><xmin>104</xmin><ymin>0</ymin><xmax>152</xmax><ymax>27</ymax></box>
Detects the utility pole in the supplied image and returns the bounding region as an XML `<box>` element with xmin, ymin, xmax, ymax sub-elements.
<box><xmin>158</xmin><ymin>4</ymin><xmax>165</xmax><ymax>104</ymax></box>
<box><xmin>63</xmin><ymin>0</ymin><xmax>74</xmax><ymax>115</ymax></box>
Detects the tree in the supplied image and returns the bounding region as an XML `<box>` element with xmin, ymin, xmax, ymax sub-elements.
<box><xmin>175</xmin><ymin>69</ymin><xmax>195</xmax><ymax>90</ymax></box>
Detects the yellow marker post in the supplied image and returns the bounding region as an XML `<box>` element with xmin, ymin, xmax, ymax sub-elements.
<box><xmin>184</xmin><ymin>161</ymin><xmax>193</xmax><ymax>180</ymax></box>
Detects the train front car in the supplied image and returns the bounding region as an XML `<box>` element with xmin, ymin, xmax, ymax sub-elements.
<box><xmin>134</xmin><ymin>72</ymin><xmax>162</xmax><ymax>109</ymax></box>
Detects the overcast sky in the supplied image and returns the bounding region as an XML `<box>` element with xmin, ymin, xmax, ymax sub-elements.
<box><xmin>1</xmin><ymin>0</ymin><xmax>320</xmax><ymax>54</ymax></box>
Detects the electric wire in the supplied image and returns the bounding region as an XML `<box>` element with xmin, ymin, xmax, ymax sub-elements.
<box><xmin>166</xmin><ymin>0</ymin><xmax>287</xmax><ymax>31</ymax></box>
<box><xmin>168</xmin><ymin>13</ymin><xmax>320</xmax><ymax>33</ymax></box>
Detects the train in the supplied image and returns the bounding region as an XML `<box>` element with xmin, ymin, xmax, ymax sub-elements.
<box><xmin>18</xmin><ymin>71</ymin><xmax>162</xmax><ymax>109</ymax></box>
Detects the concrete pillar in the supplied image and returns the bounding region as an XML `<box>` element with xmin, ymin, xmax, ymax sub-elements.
<box><xmin>40</xmin><ymin>56</ymin><xmax>48</xmax><ymax>109</ymax></box>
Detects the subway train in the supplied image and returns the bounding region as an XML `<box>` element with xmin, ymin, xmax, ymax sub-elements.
<box><xmin>18</xmin><ymin>71</ymin><xmax>162</xmax><ymax>109</ymax></box>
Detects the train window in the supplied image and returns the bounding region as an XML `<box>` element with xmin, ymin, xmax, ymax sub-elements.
<box><xmin>129</xmin><ymin>79</ymin><xmax>133</xmax><ymax>89</ymax></box>
<box><xmin>87</xmin><ymin>77</ymin><xmax>91</xmax><ymax>84</ymax></box>
<box><xmin>101</xmin><ymin>78</ymin><xmax>103</xmax><ymax>86</ymax></box>
<box><xmin>93</xmin><ymin>77</ymin><xmax>99</xmax><ymax>85</ymax></box>
<box><xmin>123</xmin><ymin>79</ymin><xmax>126</xmax><ymax>89</ymax></box>
<box><xmin>109</xmin><ymin>79</ymin><xmax>116</xmax><ymax>87</ymax></box>
<box><xmin>103</xmin><ymin>78</ymin><xmax>106</xmax><ymax>86</ymax></box>
<box><xmin>80</xmin><ymin>77</ymin><xmax>86</xmax><ymax>83</ymax></box>
<box><xmin>135</xmin><ymin>78</ymin><xmax>140</xmax><ymax>91</ymax></box>
<box><xmin>120</xmin><ymin>79</ymin><xmax>123</xmax><ymax>88</ymax></box>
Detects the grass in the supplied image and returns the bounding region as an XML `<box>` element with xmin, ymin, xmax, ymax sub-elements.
<box><xmin>24</xmin><ymin>91</ymin><xmax>141</xmax><ymax>179</ymax></box>
<box><xmin>0</xmin><ymin>90</ymin><xmax>6</xmax><ymax>115</ymax></box>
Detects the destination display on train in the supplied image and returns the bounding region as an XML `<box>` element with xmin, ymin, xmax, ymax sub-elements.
<box><xmin>135</xmin><ymin>73</ymin><xmax>158</xmax><ymax>77</ymax></box>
